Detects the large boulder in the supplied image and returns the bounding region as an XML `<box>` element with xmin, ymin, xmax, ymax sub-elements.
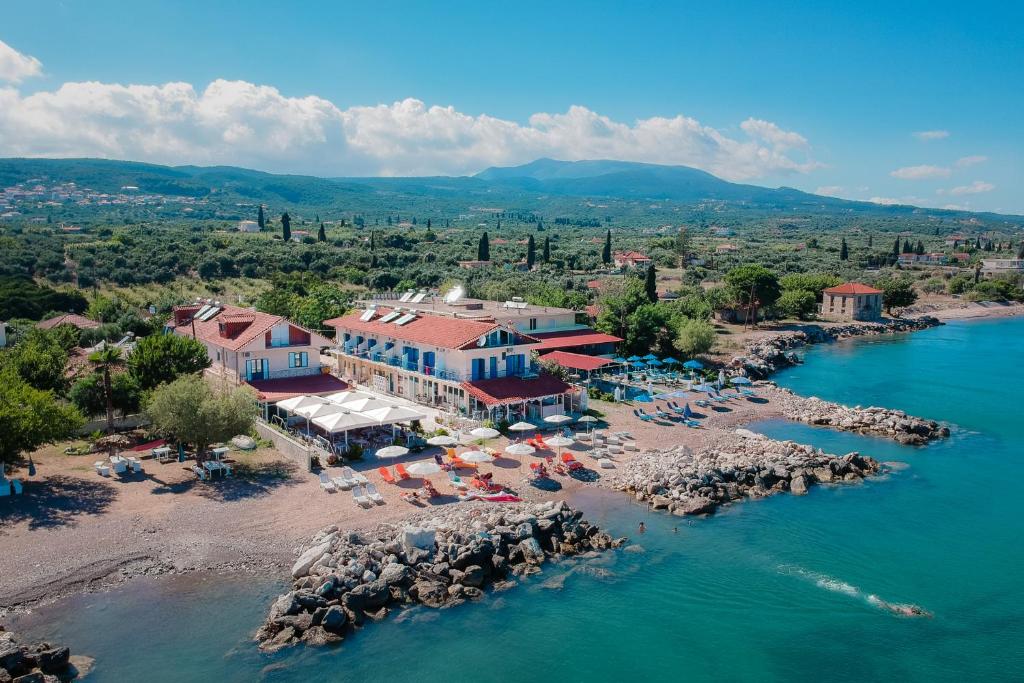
<box><xmin>410</xmin><ymin>579</ymin><xmax>449</xmax><ymax>608</ymax></box>
<box><xmin>341</xmin><ymin>581</ymin><xmax>389</xmax><ymax>612</ymax></box>
<box><xmin>320</xmin><ymin>606</ymin><xmax>348</xmax><ymax>634</ymax></box>
<box><xmin>790</xmin><ymin>475</ymin><xmax>809</xmax><ymax>496</ymax></box>
<box><xmin>671</xmin><ymin>496</ymin><xmax>717</xmax><ymax>516</ymax></box>
<box><xmin>292</xmin><ymin>542</ymin><xmax>331</xmax><ymax>578</ymax></box>
<box><xmin>378</xmin><ymin>562</ymin><xmax>413</xmax><ymax>587</ymax></box>
<box><xmin>461</xmin><ymin>565</ymin><xmax>485</xmax><ymax>588</ymax></box>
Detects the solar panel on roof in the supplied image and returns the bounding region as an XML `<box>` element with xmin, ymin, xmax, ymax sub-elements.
<box><xmin>395</xmin><ymin>313</ymin><xmax>417</xmax><ymax>326</ymax></box>
<box><xmin>358</xmin><ymin>308</ymin><xmax>376</xmax><ymax>322</ymax></box>
<box><xmin>378</xmin><ymin>311</ymin><xmax>402</xmax><ymax>323</ymax></box>
<box><xmin>194</xmin><ymin>304</ymin><xmax>211</xmax><ymax>319</ymax></box>
<box><xmin>198</xmin><ymin>306</ymin><xmax>221</xmax><ymax>321</ymax></box>
<box><xmin>398</xmin><ymin>290</ymin><xmax>415</xmax><ymax>302</ymax></box>
<box><xmin>409</xmin><ymin>291</ymin><xmax>426</xmax><ymax>303</ymax></box>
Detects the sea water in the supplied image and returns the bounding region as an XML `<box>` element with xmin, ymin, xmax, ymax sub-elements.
<box><xmin>12</xmin><ymin>318</ymin><xmax>1024</xmax><ymax>681</ymax></box>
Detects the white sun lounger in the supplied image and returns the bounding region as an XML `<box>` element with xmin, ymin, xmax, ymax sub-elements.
<box><xmin>319</xmin><ymin>472</ymin><xmax>337</xmax><ymax>492</ymax></box>
<box><xmin>365</xmin><ymin>483</ymin><xmax>385</xmax><ymax>504</ymax></box>
<box><xmin>352</xmin><ymin>486</ymin><xmax>372</xmax><ymax>507</ymax></box>
<box><xmin>342</xmin><ymin>466</ymin><xmax>368</xmax><ymax>485</ymax></box>
<box><xmin>191</xmin><ymin>464</ymin><xmax>207</xmax><ymax>481</ymax></box>
<box><xmin>332</xmin><ymin>474</ymin><xmax>354</xmax><ymax>490</ymax></box>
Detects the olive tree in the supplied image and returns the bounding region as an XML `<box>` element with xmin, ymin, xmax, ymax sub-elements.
<box><xmin>145</xmin><ymin>375</ymin><xmax>257</xmax><ymax>460</ymax></box>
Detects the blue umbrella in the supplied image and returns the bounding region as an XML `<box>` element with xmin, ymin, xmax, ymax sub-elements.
<box><xmin>683</xmin><ymin>359</ymin><xmax>704</xmax><ymax>370</ymax></box>
<box><xmin>683</xmin><ymin>403</ymin><xmax>693</xmax><ymax>418</ymax></box>
<box><xmin>631</xmin><ymin>360</ymin><xmax>646</xmax><ymax>367</ymax></box>
<box><xmin>670</xmin><ymin>390</ymin><xmax>690</xmax><ymax>399</ymax></box>
<box><xmin>626</xmin><ymin>355</ymin><xmax>642</xmax><ymax>362</ymax></box>
<box><xmin>662</xmin><ymin>357</ymin><xmax>681</xmax><ymax>365</ymax></box>
<box><xmin>612</xmin><ymin>356</ymin><xmax>627</xmax><ymax>363</ymax></box>
<box><xmin>642</xmin><ymin>353</ymin><xmax>658</xmax><ymax>360</ymax></box>
<box><xmin>646</xmin><ymin>358</ymin><xmax>664</xmax><ymax>367</ymax></box>
<box><xmin>651</xmin><ymin>392</ymin><xmax>675</xmax><ymax>400</ymax></box>
<box><xmin>730</xmin><ymin>376</ymin><xmax>752</xmax><ymax>385</ymax></box>
<box><xmin>178</xmin><ymin>443</ymin><xmax>186</xmax><ymax>462</ymax></box>
<box><xmin>694</xmin><ymin>383</ymin><xmax>716</xmax><ymax>393</ymax></box>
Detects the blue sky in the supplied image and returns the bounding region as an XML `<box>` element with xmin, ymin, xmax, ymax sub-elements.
<box><xmin>1</xmin><ymin>0</ymin><xmax>1021</xmax><ymax>213</ymax></box>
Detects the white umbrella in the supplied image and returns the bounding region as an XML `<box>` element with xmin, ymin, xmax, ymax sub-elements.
<box><xmin>426</xmin><ymin>435</ymin><xmax>459</xmax><ymax>447</ymax></box>
<box><xmin>276</xmin><ymin>395</ymin><xmax>327</xmax><ymax>413</ymax></box>
<box><xmin>375</xmin><ymin>445</ymin><xmax>409</xmax><ymax>459</ymax></box>
<box><xmin>577</xmin><ymin>415</ymin><xmax>599</xmax><ymax>424</ymax></box>
<box><xmin>458</xmin><ymin>450</ymin><xmax>494</xmax><ymax>463</ymax></box>
<box><xmin>508</xmin><ymin>421</ymin><xmax>536</xmax><ymax>433</ymax></box>
<box><xmin>312</xmin><ymin>410</ymin><xmax>376</xmax><ymax>434</ymax></box>
<box><xmin>504</xmin><ymin>443</ymin><xmax>535</xmax><ymax>457</ymax></box>
<box><xmin>338</xmin><ymin>397</ymin><xmax>395</xmax><ymax>413</ymax></box>
<box><xmin>545</xmin><ymin>435</ymin><xmax>574</xmax><ymax>458</ymax></box>
<box><xmin>294</xmin><ymin>402</ymin><xmax>346</xmax><ymax>419</ymax></box>
<box><xmin>406</xmin><ymin>461</ymin><xmax>441</xmax><ymax>476</ymax></box>
<box><xmin>543</xmin><ymin>414</ymin><xmax>574</xmax><ymax>425</ymax></box>
<box><xmin>361</xmin><ymin>404</ymin><xmax>427</xmax><ymax>425</ymax></box>
<box><xmin>469</xmin><ymin>427</ymin><xmax>500</xmax><ymax>440</ymax></box>
<box><xmin>323</xmin><ymin>390</ymin><xmax>374</xmax><ymax>405</ymax></box>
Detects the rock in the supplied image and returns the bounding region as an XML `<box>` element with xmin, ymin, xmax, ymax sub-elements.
<box><xmin>379</xmin><ymin>562</ymin><xmax>412</xmax><ymax>586</ymax></box>
<box><xmin>461</xmin><ymin>565</ymin><xmax>485</xmax><ymax>588</ymax></box>
<box><xmin>517</xmin><ymin>537</ymin><xmax>545</xmax><ymax>565</ymax></box>
<box><xmin>301</xmin><ymin>626</ymin><xmax>342</xmax><ymax>646</ymax></box>
<box><xmin>410</xmin><ymin>579</ymin><xmax>449</xmax><ymax>608</ymax></box>
<box><xmin>320</xmin><ymin>606</ymin><xmax>348</xmax><ymax>634</ymax></box>
<box><xmin>292</xmin><ymin>542</ymin><xmax>331</xmax><ymax>578</ymax></box>
<box><xmin>790</xmin><ymin>475</ymin><xmax>809</xmax><ymax>495</ymax></box>
<box><xmin>671</xmin><ymin>496</ymin><xmax>717</xmax><ymax>516</ymax></box>
<box><xmin>11</xmin><ymin>673</ymin><xmax>44</xmax><ymax>683</ymax></box>
<box><xmin>341</xmin><ymin>581</ymin><xmax>389</xmax><ymax>612</ymax></box>
<box><xmin>650</xmin><ymin>495</ymin><xmax>672</xmax><ymax>510</ymax></box>
<box><xmin>0</xmin><ymin>643</ymin><xmax>25</xmax><ymax>674</ymax></box>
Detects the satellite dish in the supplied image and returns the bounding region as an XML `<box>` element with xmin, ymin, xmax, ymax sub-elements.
<box><xmin>477</xmin><ymin>335</ymin><xmax>487</xmax><ymax>347</ymax></box>
<box><xmin>444</xmin><ymin>284</ymin><xmax>465</xmax><ymax>304</ymax></box>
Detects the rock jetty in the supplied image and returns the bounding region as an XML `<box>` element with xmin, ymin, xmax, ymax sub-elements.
<box><xmin>0</xmin><ymin>625</ymin><xmax>90</xmax><ymax>682</ymax></box>
<box><xmin>255</xmin><ymin>501</ymin><xmax>625</xmax><ymax>651</ymax></box>
<box><xmin>777</xmin><ymin>391</ymin><xmax>949</xmax><ymax>445</ymax></box>
<box><xmin>614</xmin><ymin>432</ymin><xmax>881</xmax><ymax>516</ymax></box>
<box><xmin>733</xmin><ymin>317</ymin><xmax>941</xmax><ymax>379</ymax></box>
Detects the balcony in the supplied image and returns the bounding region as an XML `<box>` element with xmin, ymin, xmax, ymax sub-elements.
<box><xmin>335</xmin><ymin>346</ymin><xmax>537</xmax><ymax>383</ymax></box>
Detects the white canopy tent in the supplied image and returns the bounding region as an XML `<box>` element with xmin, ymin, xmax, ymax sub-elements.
<box><xmin>276</xmin><ymin>395</ymin><xmax>328</xmax><ymax>413</ymax></box>
<box><xmin>361</xmin><ymin>404</ymin><xmax>427</xmax><ymax>425</ymax></box>
<box><xmin>335</xmin><ymin>397</ymin><xmax>396</xmax><ymax>413</ymax></box>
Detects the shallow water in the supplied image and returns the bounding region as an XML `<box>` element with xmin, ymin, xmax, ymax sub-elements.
<box><xmin>12</xmin><ymin>317</ymin><xmax>1024</xmax><ymax>681</ymax></box>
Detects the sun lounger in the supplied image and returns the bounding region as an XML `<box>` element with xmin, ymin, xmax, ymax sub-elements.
<box><xmin>534</xmin><ymin>434</ymin><xmax>550</xmax><ymax>450</ymax></box>
<box><xmin>319</xmin><ymin>471</ymin><xmax>337</xmax><ymax>492</ymax></box>
<box><xmin>378</xmin><ymin>466</ymin><xmax>397</xmax><ymax>484</ymax></box>
<box><xmin>128</xmin><ymin>457</ymin><xmax>143</xmax><ymax>473</ymax></box>
<box><xmin>94</xmin><ymin>461</ymin><xmax>110</xmax><ymax>477</ymax></box>
<box><xmin>395</xmin><ymin>463</ymin><xmax>411</xmax><ymax>480</ymax></box>
<box><xmin>633</xmin><ymin>408</ymin><xmax>653</xmax><ymax>422</ymax></box>
<box><xmin>598</xmin><ymin>458</ymin><xmax>615</xmax><ymax>469</ymax></box>
<box><xmin>332</xmin><ymin>474</ymin><xmax>354</xmax><ymax>490</ymax></box>
<box><xmin>560</xmin><ymin>453</ymin><xmax>584</xmax><ymax>471</ymax></box>
<box><xmin>447</xmin><ymin>471</ymin><xmax>469</xmax><ymax>490</ymax></box>
<box><xmin>695</xmin><ymin>399</ymin><xmax>710</xmax><ymax>408</ymax></box>
<box><xmin>365</xmin><ymin>483</ymin><xmax>385</xmax><ymax>504</ymax></box>
<box><xmin>450</xmin><ymin>456</ymin><xmax>478</xmax><ymax>470</ymax></box>
<box><xmin>342</xmin><ymin>466</ymin><xmax>368</xmax><ymax>485</ymax></box>
<box><xmin>741</xmin><ymin>388</ymin><xmax>757</xmax><ymax>397</ymax></box>
<box><xmin>352</xmin><ymin>486</ymin><xmax>372</xmax><ymax>507</ymax></box>
<box><xmin>191</xmin><ymin>465</ymin><xmax>207</xmax><ymax>481</ymax></box>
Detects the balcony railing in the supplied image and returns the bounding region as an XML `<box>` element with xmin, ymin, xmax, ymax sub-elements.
<box><xmin>337</xmin><ymin>346</ymin><xmax>537</xmax><ymax>383</ymax></box>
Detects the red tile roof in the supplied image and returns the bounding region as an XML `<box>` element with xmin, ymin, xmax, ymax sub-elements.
<box><xmin>461</xmin><ymin>374</ymin><xmax>574</xmax><ymax>407</ymax></box>
<box><xmin>530</xmin><ymin>328</ymin><xmax>622</xmax><ymax>351</ymax></box>
<box><xmin>37</xmin><ymin>313</ymin><xmax>100</xmax><ymax>330</ymax></box>
<box><xmin>324</xmin><ymin>308</ymin><xmax>530</xmax><ymax>351</ymax></box>
<box><xmin>539</xmin><ymin>350</ymin><xmax>614</xmax><ymax>372</ymax></box>
<box><xmin>169</xmin><ymin>304</ymin><xmax>328</xmax><ymax>352</ymax></box>
<box><xmin>247</xmin><ymin>373</ymin><xmax>349</xmax><ymax>401</ymax></box>
<box><xmin>823</xmin><ymin>282</ymin><xmax>883</xmax><ymax>295</ymax></box>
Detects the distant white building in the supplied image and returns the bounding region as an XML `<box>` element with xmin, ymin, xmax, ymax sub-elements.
<box><xmin>981</xmin><ymin>259</ymin><xmax>1024</xmax><ymax>275</ymax></box>
<box><xmin>0</xmin><ymin>321</ymin><xmax>7</xmax><ymax>348</ymax></box>
<box><xmin>238</xmin><ymin>220</ymin><xmax>260</xmax><ymax>232</ymax></box>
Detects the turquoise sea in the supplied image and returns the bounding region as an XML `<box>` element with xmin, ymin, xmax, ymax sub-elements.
<box><xmin>12</xmin><ymin>317</ymin><xmax>1024</xmax><ymax>681</ymax></box>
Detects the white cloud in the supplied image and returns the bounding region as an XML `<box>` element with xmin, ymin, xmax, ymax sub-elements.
<box><xmin>913</xmin><ymin>130</ymin><xmax>949</xmax><ymax>140</ymax></box>
<box><xmin>943</xmin><ymin>180</ymin><xmax>995</xmax><ymax>196</ymax></box>
<box><xmin>815</xmin><ymin>185</ymin><xmax>844</xmax><ymax>197</ymax></box>
<box><xmin>869</xmin><ymin>195</ymin><xmax>928</xmax><ymax>206</ymax></box>
<box><xmin>955</xmin><ymin>155</ymin><xmax>987</xmax><ymax>168</ymax></box>
<box><xmin>890</xmin><ymin>164</ymin><xmax>952</xmax><ymax>180</ymax></box>
<box><xmin>0</xmin><ymin>40</ymin><xmax>42</xmax><ymax>84</ymax></box>
<box><xmin>0</xmin><ymin>75</ymin><xmax>821</xmax><ymax>179</ymax></box>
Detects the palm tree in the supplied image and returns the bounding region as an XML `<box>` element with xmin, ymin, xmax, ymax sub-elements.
<box><xmin>88</xmin><ymin>345</ymin><xmax>124</xmax><ymax>434</ymax></box>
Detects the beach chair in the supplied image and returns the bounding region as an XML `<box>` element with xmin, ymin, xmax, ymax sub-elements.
<box><xmin>352</xmin><ymin>486</ymin><xmax>372</xmax><ymax>507</ymax></box>
<box><xmin>695</xmin><ymin>399</ymin><xmax>710</xmax><ymax>408</ymax></box>
<box><xmin>332</xmin><ymin>472</ymin><xmax>354</xmax><ymax>490</ymax></box>
<box><xmin>365</xmin><ymin>483</ymin><xmax>385</xmax><ymax>504</ymax></box>
<box><xmin>450</xmin><ymin>455</ymin><xmax>478</xmax><ymax>471</ymax></box>
<box><xmin>654</xmin><ymin>405</ymin><xmax>671</xmax><ymax>420</ymax></box>
<box><xmin>94</xmin><ymin>461</ymin><xmax>110</xmax><ymax>477</ymax></box>
<box><xmin>192</xmin><ymin>465</ymin><xmax>207</xmax><ymax>481</ymax></box>
<box><xmin>741</xmin><ymin>388</ymin><xmax>757</xmax><ymax>397</ymax></box>
<box><xmin>633</xmin><ymin>408</ymin><xmax>653</xmax><ymax>422</ymax></box>
<box><xmin>447</xmin><ymin>471</ymin><xmax>469</xmax><ymax>490</ymax></box>
<box><xmin>560</xmin><ymin>453</ymin><xmax>584</xmax><ymax>472</ymax></box>
<box><xmin>395</xmin><ymin>463</ymin><xmax>411</xmax><ymax>480</ymax></box>
<box><xmin>534</xmin><ymin>434</ymin><xmax>551</xmax><ymax>450</ymax></box>
<box><xmin>342</xmin><ymin>466</ymin><xmax>368</xmax><ymax>485</ymax></box>
<box><xmin>318</xmin><ymin>471</ymin><xmax>337</xmax><ymax>492</ymax></box>
<box><xmin>378</xmin><ymin>466</ymin><xmax>397</xmax><ymax>484</ymax></box>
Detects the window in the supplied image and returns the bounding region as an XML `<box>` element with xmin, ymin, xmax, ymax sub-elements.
<box><xmin>528</xmin><ymin>318</ymin><xmax>537</xmax><ymax>330</ymax></box>
<box><xmin>288</xmin><ymin>352</ymin><xmax>308</xmax><ymax>368</ymax></box>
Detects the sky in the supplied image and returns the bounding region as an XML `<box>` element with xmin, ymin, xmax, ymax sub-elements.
<box><xmin>1</xmin><ymin>0</ymin><xmax>1021</xmax><ymax>213</ymax></box>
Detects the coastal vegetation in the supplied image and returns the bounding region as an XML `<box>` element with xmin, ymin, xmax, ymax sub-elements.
<box><xmin>144</xmin><ymin>375</ymin><xmax>258</xmax><ymax>459</ymax></box>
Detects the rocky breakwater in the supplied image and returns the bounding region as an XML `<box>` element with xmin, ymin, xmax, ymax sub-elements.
<box><xmin>0</xmin><ymin>625</ymin><xmax>90</xmax><ymax>682</ymax></box>
<box><xmin>733</xmin><ymin>317</ymin><xmax>941</xmax><ymax>379</ymax></box>
<box><xmin>614</xmin><ymin>432</ymin><xmax>881</xmax><ymax>517</ymax></box>
<box><xmin>777</xmin><ymin>391</ymin><xmax>949</xmax><ymax>445</ymax></box>
<box><xmin>255</xmin><ymin>501</ymin><xmax>626</xmax><ymax>651</ymax></box>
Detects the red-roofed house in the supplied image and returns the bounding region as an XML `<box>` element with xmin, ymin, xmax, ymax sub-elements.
<box><xmin>613</xmin><ymin>251</ymin><xmax>652</xmax><ymax>269</ymax></box>
<box><xmin>36</xmin><ymin>313</ymin><xmax>100</xmax><ymax>331</ymax></box>
<box><xmin>324</xmin><ymin>307</ymin><xmax>574</xmax><ymax>418</ymax></box>
<box><xmin>167</xmin><ymin>303</ymin><xmax>332</xmax><ymax>385</ymax></box>
<box><xmin>820</xmin><ymin>283</ymin><xmax>883</xmax><ymax>321</ymax></box>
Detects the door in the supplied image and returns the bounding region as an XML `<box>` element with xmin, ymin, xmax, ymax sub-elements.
<box><xmin>471</xmin><ymin>358</ymin><xmax>485</xmax><ymax>381</ymax></box>
<box><xmin>489</xmin><ymin>356</ymin><xmax>498</xmax><ymax>379</ymax></box>
<box><xmin>245</xmin><ymin>358</ymin><xmax>269</xmax><ymax>381</ymax></box>
<box><xmin>507</xmin><ymin>353</ymin><xmax>525</xmax><ymax>376</ymax></box>
<box><xmin>423</xmin><ymin>351</ymin><xmax>436</xmax><ymax>375</ymax></box>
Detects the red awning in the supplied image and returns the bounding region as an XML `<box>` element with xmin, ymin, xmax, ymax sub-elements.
<box><xmin>461</xmin><ymin>374</ymin><xmax>574</xmax><ymax>407</ymax></box>
<box><xmin>539</xmin><ymin>350</ymin><xmax>614</xmax><ymax>372</ymax></box>
<box><xmin>246</xmin><ymin>373</ymin><xmax>349</xmax><ymax>401</ymax></box>
<box><xmin>529</xmin><ymin>328</ymin><xmax>622</xmax><ymax>351</ymax></box>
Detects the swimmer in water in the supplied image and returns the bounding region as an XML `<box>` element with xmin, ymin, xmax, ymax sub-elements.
<box><xmin>868</xmin><ymin>595</ymin><xmax>932</xmax><ymax>618</ymax></box>
<box><xmin>673</xmin><ymin>526</ymin><xmax>678</xmax><ymax>533</ymax></box>
<box><xmin>638</xmin><ymin>521</ymin><xmax>646</xmax><ymax>533</ymax></box>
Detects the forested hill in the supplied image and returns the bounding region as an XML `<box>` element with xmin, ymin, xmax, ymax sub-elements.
<box><xmin>1</xmin><ymin>157</ymin><xmax>1021</xmax><ymax>226</ymax></box>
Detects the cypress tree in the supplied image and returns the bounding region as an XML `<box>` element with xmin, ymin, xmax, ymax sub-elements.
<box><xmin>370</xmin><ymin>231</ymin><xmax>376</xmax><ymax>251</ymax></box>
<box><xmin>1018</xmin><ymin>242</ymin><xmax>1024</xmax><ymax>259</ymax></box>
<box><xmin>868</xmin><ymin>234</ymin><xmax>873</xmax><ymax>248</ymax></box>
<box><xmin>602</xmin><ymin>229</ymin><xmax>612</xmax><ymax>265</ymax></box>
<box><xmin>281</xmin><ymin>212</ymin><xmax>291</xmax><ymax>242</ymax></box>
<box><xmin>526</xmin><ymin>234</ymin><xmax>536</xmax><ymax>269</ymax></box>
<box><xmin>892</xmin><ymin>237</ymin><xmax>901</xmax><ymax>257</ymax></box>
<box><xmin>257</xmin><ymin>205</ymin><xmax>265</xmax><ymax>229</ymax></box>
<box><xmin>543</xmin><ymin>236</ymin><xmax>550</xmax><ymax>263</ymax></box>
<box><xmin>645</xmin><ymin>264</ymin><xmax>658</xmax><ymax>302</ymax></box>
<box><xmin>839</xmin><ymin>237</ymin><xmax>849</xmax><ymax>261</ymax></box>
<box><xmin>915</xmin><ymin>240</ymin><xmax>924</xmax><ymax>255</ymax></box>
<box><xmin>903</xmin><ymin>238</ymin><xmax>912</xmax><ymax>254</ymax></box>
<box><xmin>426</xmin><ymin>218</ymin><xmax>431</xmax><ymax>229</ymax></box>
<box><xmin>478</xmin><ymin>232</ymin><xmax>490</xmax><ymax>261</ymax></box>
<box><xmin>318</xmin><ymin>222</ymin><xmax>326</xmax><ymax>242</ymax></box>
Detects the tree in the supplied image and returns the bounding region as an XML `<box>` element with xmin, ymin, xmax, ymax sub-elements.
<box><xmin>902</xmin><ymin>238</ymin><xmax>913</xmax><ymax>254</ymax></box>
<box><xmin>777</xmin><ymin>289</ymin><xmax>818</xmax><ymax>320</ymax></box>
<box><xmin>779</xmin><ymin>273</ymin><xmax>842</xmax><ymax>300</ymax></box>
<box><xmin>839</xmin><ymin>237</ymin><xmax>849</xmax><ymax>261</ymax></box>
<box><xmin>145</xmin><ymin>376</ymin><xmax>257</xmax><ymax>460</ymax></box>
<box><xmin>868</xmin><ymin>234</ymin><xmax>873</xmax><ymax>248</ymax></box>
<box><xmin>673</xmin><ymin>318</ymin><xmax>716</xmax><ymax>357</ymax></box>
<box><xmin>70</xmin><ymin>372</ymin><xmax>141</xmax><ymax>418</ymax></box>
<box><xmin>595</xmin><ymin>276</ymin><xmax>649</xmax><ymax>343</ymax></box>
<box><xmin>291</xmin><ymin>283</ymin><xmax>351</xmax><ymax>331</ymax></box>
<box><xmin>915</xmin><ymin>240</ymin><xmax>925</xmax><ymax>255</ymax></box>
<box><xmin>257</xmin><ymin>205</ymin><xmax>265</xmax><ymax>229</ymax></box>
<box><xmin>877</xmin><ymin>277</ymin><xmax>918</xmax><ymax>314</ymax></box>
<box><xmin>0</xmin><ymin>371</ymin><xmax>83</xmax><ymax>467</ymax></box>
<box><xmin>281</xmin><ymin>212</ymin><xmax>291</xmax><ymax>242</ymax></box>
<box><xmin>602</xmin><ymin>229</ymin><xmax>612</xmax><ymax>265</ymax></box>
<box><xmin>892</xmin><ymin>238</ymin><xmax>901</xmax><ymax>258</ymax></box>
<box><xmin>88</xmin><ymin>346</ymin><xmax>124</xmax><ymax>433</ymax></box>
<box><xmin>127</xmin><ymin>334</ymin><xmax>211</xmax><ymax>390</ymax></box>
<box><xmin>1018</xmin><ymin>242</ymin><xmax>1024</xmax><ymax>259</ymax></box>
<box><xmin>0</xmin><ymin>329</ymin><xmax>70</xmax><ymax>393</ymax></box>
<box><xmin>543</xmin><ymin>236</ymin><xmax>551</xmax><ymax>263</ymax></box>
<box><xmin>526</xmin><ymin>235</ymin><xmax>536</xmax><ymax>269</ymax></box>
<box><xmin>645</xmin><ymin>264</ymin><xmax>658</xmax><ymax>302</ymax></box>
<box><xmin>724</xmin><ymin>264</ymin><xmax>781</xmax><ymax>323</ymax></box>
<box><xmin>426</xmin><ymin>218</ymin><xmax>432</xmax><ymax>229</ymax></box>
<box><xmin>675</xmin><ymin>226</ymin><xmax>690</xmax><ymax>268</ymax></box>
<box><xmin>478</xmin><ymin>232</ymin><xmax>490</xmax><ymax>261</ymax></box>
<box><xmin>318</xmin><ymin>222</ymin><xmax>326</xmax><ymax>242</ymax></box>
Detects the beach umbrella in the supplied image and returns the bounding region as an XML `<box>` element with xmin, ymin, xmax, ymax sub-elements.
<box><xmin>683</xmin><ymin>403</ymin><xmax>693</xmax><ymax>418</ymax></box>
<box><xmin>647</xmin><ymin>358</ymin><xmax>664</xmax><ymax>367</ymax></box>
<box><xmin>642</xmin><ymin>353</ymin><xmax>658</xmax><ymax>360</ymax></box>
<box><xmin>626</xmin><ymin>355</ymin><xmax>642</xmax><ymax>362</ymax></box>
<box><xmin>504</xmin><ymin>443</ymin><xmax>536</xmax><ymax>457</ymax></box>
<box><xmin>544</xmin><ymin>414</ymin><xmax>574</xmax><ymax>426</ymax></box>
<box><xmin>323</xmin><ymin>390</ymin><xmax>374</xmax><ymax>405</ymax></box>
<box><xmin>683</xmin><ymin>359</ymin><xmax>704</xmax><ymax>370</ymax></box>
<box><xmin>469</xmin><ymin>427</ymin><xmax>500</xmax><ymax>440</ymax></box>
<box><xmin>294</xmin><ymin>402</ymin><xmax>346</xmax><ymax>420</ymax></box>
<box><xmin>406</xmin><ymin>461</ymin><xmax>441</xmax><ymax>476</ymax></box>
<box><xmin>276</xmin><ymin>395</ymin><xmax>328</xmax><ymax>413</ymax></box>
<box><xmin>730</xmin><ymin>376</ymin><xmax>752</xmax><ymax>385</ymax></box>
<box><xmin>694</xmin><ymin>383</ymin><xmax>716</xmax><ymax>393</ymax></box>
<box><xmin>427</xmin><ymin>435</ymin><xmax>459</xmax><ymax>447</ymax></box>
<box><xmin>178</xmin><ymin>443</ymin><xmax>186</xmax><ymax>462</ymax></box>
<box><xmin>651</xmin><ymin>391</ymin><xmax>675</xmax><ymax>400</ymax></box>
<box><xmin>337</xmin><ymin>397</ymin><xmax>395</xmax><ymax>413</ymax></box>
<box><xmin>375</xmin><ymin>445</ymin><xmax>409</xmax><ymax>459</ymax></box>
<box><xmin>577</xmin><ymin>415</ymin><xmax>598</xmax><ymax>424</ymax></box>
<box><xmin>612</xmin><ymin>356</ymin><xmax>627</xmax><ymax>363</ymax></box>
<box><xmin>508</xmin><ymin>421</ymin><xmax>535</xmax><ymax>434</ymax></box>
<box><xmin>631</xmin><ymin>360</ymin><xmax>646</xmax><ymax>367</ymax></box>
<box><xmin>545</xmin><ymin>435</ymin><xmax>574</xmax><ymax>458</ymax></box>
<box><xmin>459</xmin><ymin>450</ymin><xmax>494</xmax><ymax>463</ymax></box>
<box><xmin>361</xmin><ymin>404</ymin><xmax>427</xmax><ymax>425</ymax></box>
<box><xmin>662</xmin><ymin>357</ymin><xmax>681</xmax><ymax>365</ymax></box>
